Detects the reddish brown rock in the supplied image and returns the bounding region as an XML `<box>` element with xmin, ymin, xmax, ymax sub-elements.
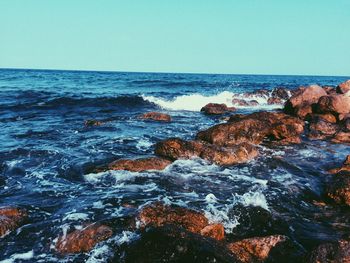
<box><xmin>107</xmin><ymin>157</ymin><xmax>172</xmax><ymax>172</ymax></box>
<box><xmin>284</xmin><ymin>85</ymin><xmax>327</xmax><ymax>114</ymax></box>
<box><xmin>55</xmin><ymin>223</ymin><xmax>113</xmax><ymax>254</ymax></box>
<box><xmin>137</xmin><ymin>202</ymin><xmax>208</xmax><ymax>234</ymax></box>
<box><xmin>332</xmin><ymin>132</ymin><xmax>350</xmax><ymax>143</ymax></box>
<box><xmin>197</xmin><ymin>111</ymin><xmax>304</xmax><ymax>146</ymax></box>
<box><xmin>308</xmin><ymin>117</ymin><xmax>339</xmax><ymax>140</ymax></box>
<box><xmin>317</xmin><ymin>113</ymin><xmax>337</xmax><ymax>123</ymax></box>
<box><xmin>267</xmin><ymin>97</ymin><xmax>283</xmax><ymax>105</ymax></box>
<box><xmin>309</xmin><ymin>239</ymin><xmax>350</xmax><ymax>263</ymax></box>
<box><xmin>200</xmin><ymin>224</ymin><xmax>225</xmax><ymax>241</ymax></box>
<box><xmin>227</xmin><ymin>235</ymin><xmax>288</xmax><ymax>263</ymax></box>
<box><xmin>326</xmin><ymin>171</ymin><xmax>350</xmax><ymax>206</ymax></box>
<box><xmin>0</xmin><ymin>207</ymin><xmax>27</xmax><ymax>237</ymax></box>
<box><xmin>317</xmin><ymin>95</ymin><xmax>350</xmax><ymax>115</ymax></box>
<box><xmin>328</xmin><ymin>155</ymin><xmax>350</xmax><ymax>174</ymax></box>
<box><xmin>84</xmin><ymin>119</ymin><xmax>103</xmax><ymax>127</ymax></box>
<box><xmin>336</xmin><ymin>80</ymin><xmax>350</xmax><ymax>94</ymax></box>
<box><xmin>344</xmin><ymin>155</ymin><xmax>350</xmax><ymax>165</ymax></box>
<box><xmin>155</xmin><ymin>138</ymin><xmax>258</xmax><ymax>166</ymax></box>
<box><xmin>323</xmin><ymin>86</ymin><xmax>337</xmax><ymax>95</ymax></box>
<box><xmin>201</xmin><ymin>103</ymin><xmax>236</xmax><ymax>115</ymax></box>
<box><xmin>271</xmin><ymin>87</ymin><xmax>290</xmax><ymax>100</ymax></box>
<box><xmin>139</xmin><ymin>112</ymin><xmax>171</xmax><ymax>122</ymax></box>
<box><xmin>294</xmin><ymin>104</ymin><xmax>313</xmax><ymax>120</ymax></box>
<box><xmin>339</xmin><ymin>113</ymin><xmax>350</xmax><ymax>121</ymax></box>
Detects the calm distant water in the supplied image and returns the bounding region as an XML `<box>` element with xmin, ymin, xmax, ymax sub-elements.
<box><xmin>1</xmin><ymin>68</ymin><xmax>350</xmax><ymax>262</ymax></box>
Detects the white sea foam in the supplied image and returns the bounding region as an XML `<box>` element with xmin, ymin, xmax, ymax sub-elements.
<box><xmin>142</xmin><ymin>90</ymin><xmax>284</xmax><ymax>111</ymax></box>
<box><xmin>237</xmin><ymin>191</ymin><xmax>269</xmax><ymax>210</ymax></box>
<box><xmin>0</xmin><ymin>250</ymin><xmax>34</xmax><ymax>263</ymax></box>
<box><xmin>63</xmin><ymin>212</ymin><xmax>89</xmax><ymax>221</ymax></box>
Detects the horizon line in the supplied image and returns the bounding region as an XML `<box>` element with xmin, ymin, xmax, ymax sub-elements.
<box><xmin>0</xmin><ymin>67</ymin><xmax>349</xmax><ymax>78</ymax></box>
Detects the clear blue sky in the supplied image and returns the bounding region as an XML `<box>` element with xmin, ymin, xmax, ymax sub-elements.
<box><xmin>0</xmin><ymin>0</ymin><xmax>349</xmax><ymax>76</ymax></box>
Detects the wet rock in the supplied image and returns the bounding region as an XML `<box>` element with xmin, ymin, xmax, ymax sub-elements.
<box><xmin>55</xmin><ymin>223</ymin><xmax>113</xmax><ymax>254</ymax></box>
<box><xmin>197</xmin><ymin>111</ymin><xmax>304</xmax><ymax>146</ymax></box>
<box><xmin>155</xmin><ymin>138</ymin><xmax>258</xmax><ymax>165</ymax></box>
<box><xmin>316</xmin><ymin>113</ymin><xmax>337</xmax><ymax>124</ymax></box>
<box><xmin>326</xmin><ymin>171</ymin><xmax>350</xmax><ymax>206</ymax></box>
<box><xmin>200</xmin><ymin>224</ymin><xmax>225</xmax><ymax>241</ymax></box>
<box><xmin>308</xmin><ymin>117</ymin><xmax>339</xmax><ymax>140</ymax></box>
<box><xmin>336</xmin><ymin>80</ymin><xmax>350</xmax><ymax>94</ymax></box>
<box><xmin>284</xmin><ymin>85</ymin><xmax>327</xmax><ymax>114</ymax></box>
<box><xmin>232</xmin><ymin>99</ymin><xmax>259</xmax><ymax>106</ymax></box>
<box><xmin>0</xmin><ymin>207</ymin><xmax>27</xmax><ymax>237</ymax></box>
<box><xmin>328</xmin><ymin>155</ymin><xmax>350</xmax><ymax>174</ymax></box>
<box><xmin>271</xmin><ymin>87</ymin><xmax>290</xmax><ymax>100</ymax></box>
<box><xmin>294</xmin><ymin>104</ymin><xmax>313</xmax><ymax>120</ymax></box>
<box><xmin>137</xmin><ymin>202</ymin><xmax>208</xmax><ymax>235</ymax></box>
<box><xmin>122</xmin><ymin>225</ymin><xmax>237</xmax><ymax>263</ymax></box>
<box><xmin>227</xmin><ymin>235</ymin><xmax>288</xmax><ymax>263</ymax></box>
<box><xmin>107</xmin><ymin>157</ymin><xmax>172</xmax><ymax>172</ymax></box>
<box><xmin>317</xmin><ymin>95</ymin><xmax>350</xmax><ymax>115</ymax></box>
<box><xmin>308</xmin><ymin>239</ymin><xmax>350</xmax><ymax>263</ymax></box>
<box><xmin>267</xmin><ymin>97</ymin><xmax>283</xmax><ymax>105</ymax></box>
<box><xmin>323</xmin><ymin>86</ymin><xmax>337</xmax><ymax>95</ymax></box>
<box><xmin>84</xmin><ymin>119</ymin><xmax>103</xmax><ymax>126</ymax></box>
<box><xmin>201</xmin><ymin>103</ymin><xmax>236</xmax><ymax>115</ymax></box>
<box><xmin>139</xmin><ymin>112</ymin><xmax>171</xmax><ymax>122</ymax></box>
<box><xmin>339</xmin><ymin>113</ymin><xmax>350</xmax><ymax>121</ymax></box>
<box><xmin>331</xmin><ymin>131</ymin><xmax>350</xmax><ymax>143</ymax></box>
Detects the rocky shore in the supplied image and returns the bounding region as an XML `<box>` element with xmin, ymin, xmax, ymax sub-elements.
<box><xmin>2</xmin><ymin>80</ymin><xmax>350</xmax><ymax>262</ymax></box>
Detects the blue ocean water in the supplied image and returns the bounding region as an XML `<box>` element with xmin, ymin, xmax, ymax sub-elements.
<box><xmin>0</xmin><ymin>68</ymin><xmax>350</xmax><ymax>262</ymax></box>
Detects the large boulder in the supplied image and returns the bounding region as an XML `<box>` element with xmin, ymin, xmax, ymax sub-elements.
<box><xmin>122</xmin><ymin>225</ymin><xmax>237</xmax><ymax>263</ymax></box>
<box><xmin>55</xmin><ymin>223</ymin><xmax>113</xmax><ymax>254</ymax></box>
<box><xmin>139</xmin><ymin>112</ymin><xmax>171</xmax><ymax>122</ymax></box>
<box><xmin>154</xmin><ymin>138</ymin><xmax>258</xmax><ymax>166</ymax></box>
<box><xmin>201</xmin><ymin>103</ymin><xmax>236</xmax><ymax>115</ymax></box>
<box><xmin>196</xmin><ymin>112</ymin><xmax>304</xmax><ymax>146</ymax></box>
<box><xmin>107</xmin><ymin>157</ymin><xmax>172</xmax><ymax>172</ymax></box>
<box><xmin>326</xmin><ymin>171</ymin><xmax>350</xmax><ymax>206</ymax></box>
<box><xmin>284</xmin><ymin>85</ymin><xmax>327</xmax><ymax>114</ymax></box>
<box><xmin>317</xmin><ymin>95</ymin><xmax>350</xmax><ymax>115</ymax></box>
<box><xmin>0</xmin><ymin>207</ymin><xmax>27</xmax><ymax>237</ymax></box>
<box><xmin>336</xmin><ymin>80</ymin><xmax>350</xmax><ymax>94</ymax></box>
<box><xmin>308</xmin><ymin>239</ymin><xmax>350</xmax><ymax>263</ymax></box>
<box><xmin>227</xmin><ymin>235</ymin><xmax>288</xmax><ymax>263</ymax></box>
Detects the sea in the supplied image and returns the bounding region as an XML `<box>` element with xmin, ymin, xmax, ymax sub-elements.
<box><xmin>0</xmin><ymin>68</ymin><xmax>350</xmax><ymax>262</ymax></box>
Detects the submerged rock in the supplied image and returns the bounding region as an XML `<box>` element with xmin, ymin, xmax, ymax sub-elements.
<box><xmin>336</xmin><ymin>80</ymin><xmax>350</xmax><ymax>94</ymax></box>
<box><xmin>154</xmin><ymin>138</ymin><xmax>258</xmax><ymax>166</ymax></box>
<box><xmin>197</xmin><ymin>111</ymin><xmax>304</xmax><ymax>146</ymax></box>
<box><xmin>84</xmin><ymin>119</ymin><xmax>103</xmax><ymax>127</ymax></box>
<box><xmin>55</xmin><ymin>223</ymin><xmax>113</xmax><ymax>254</ymax></box>
<box><xmin>107</xmin><ymin>157</ymin><xmax>172</xmax><ymax>172</ymax></box>
<box><xmin>122</xmin><ymin>225</ymin><xmax>237</xmax><ymax>263</ymax></box>
<box><xmin>201</xmin><ymin>103</ymin><xmax>236</xmax><ymax>115</ymax></box>
<box><xmin>308</xmin><ymin>239</ymin><xmax>350</xmax><ymax>263</ymax></box>
<box><xmin>0</xmin><ymin>207</ymin><xmax>27</xmax><ymax>238</ymax></box>
<box><xmin>139</xmin><ymin>112</ymin><xmax>171</xmax><ymax>122</ymax></box>
<box><xmin>227</xmin><ymin>235</ymin><xmax>288</xmax><ymax>263</ymax></box>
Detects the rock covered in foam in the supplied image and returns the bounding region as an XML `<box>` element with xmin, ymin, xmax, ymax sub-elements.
<box><xmin>139</xmin><ymin>112</ymin><xmax>171</xmax><ymax>122</ymax></box>
<box><xmin>201</xmin><ymin>103</ymin><xmax>236</xmax><ymax>115</ymax></box>
<box><xmin>107</xmin><ymin>157</ymin><xmax>172</xmax><ymax>172</ymax></box>
<box><xmin>154</xmin><ymin>138</ymin><xmax>258</xmax><ymax>166</ymax></box>
<box><xmin>0</xmin><ymin>207</ymin><xmax>27</xmax><ymax>238</ymax></box>
<box><xmin>55</xmin><ymin>223</ymin><xmax>113</xmax><ymax>254</ymax></box>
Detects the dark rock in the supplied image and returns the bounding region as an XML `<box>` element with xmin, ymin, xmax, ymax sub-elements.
<box><xmin>55</xmin><ymin>223</ymin><xmax>113</xmax><ymax>254</ymax></box>
<box><xmin>155</xmin><ymin>138</ymin><xmax>258</xmax><ymax>166</ymax></box>
<box><xmin>107</xmin><ymin>157</ymin><xmax>172</xmax><ymax>172</ymax></box>
<box><xmin>294</xmin><ymin>103</ymin><xmax>313</xmax><ymax>120</ymax></box>
<box><xmin>84</xmin><ymin>119</ymin><xmax>103</xmax><ymax>127</ymax></box>
<box><xmin>0</xmin><ymin>207</ymin><xmax>27</xmax><ymax>237</ymax></box>
<box><xmin>336</xmin><ymin>80</ymin><xmax>350</xmax><ymax>94</ymax></box>
<box><xmin>328</xmin><ymin>155</ymin><xmax>350</xmax><ymax>174</ymax></box>
<box><xmin>139</xmin><ymin>112</ymin><xmax>171</xmax><ymax>122</ymax></box>
<box><xmin>326</xmin><ymin>171</ymin><xmax>350</xmax><ymax>206</ymax></box>
<box><xmin>201</xmin><ymin>103</ymin><xmax>236</xmax><ymax>115</ymax></box>
<box><xmin>267</xmin><ymin>97</ymin><xmax>283</xmax><ymax>105</ymax></box>
<box><xmin>271</xmin><ymin>87</ymin><xmax>290</xmax><ymax>100</ymax></box>
<box><xmin>308</xmin><ymin>117</ymin><xmax>339</xmax><ymax>140</ymax></box>
<box><xmin>122</xmin><ymin>225</ymin><xmax>238</xmax><ymax>263</ymax></box>
<box><xmin>308</xmin><ymin>239</ymin><xmax>350</xmax><ymax>263</ymax></box>
<box><xmin>232</xmin><ymin>99</ymin><xmax>259</xmax><ymax>107</ymax></box>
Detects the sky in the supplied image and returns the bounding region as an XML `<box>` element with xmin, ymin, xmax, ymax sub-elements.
<box><xmin>0</xmin><ymin>0</ymin><xmax>349</xmax><ymax>76</ymax></box>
